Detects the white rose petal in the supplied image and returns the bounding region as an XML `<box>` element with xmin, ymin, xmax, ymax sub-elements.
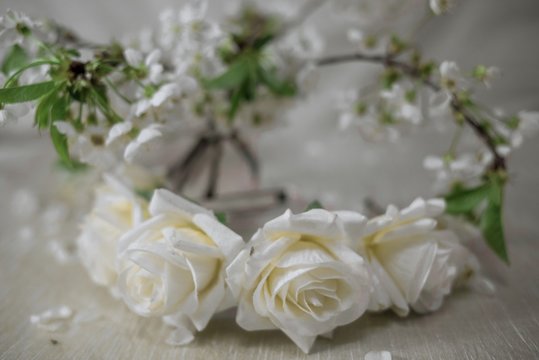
<box><xmin>30</xmin><ymin>305</ymin><xmax>74</xmax><ymax>332</ymax></box>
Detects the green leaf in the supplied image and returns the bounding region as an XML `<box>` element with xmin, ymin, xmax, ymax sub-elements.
<box><xmin>2</xmin><ymin>44</ymin><xmax>29</xmax><ymax>75</ymax></box>
<box><xmin>444</xmin><ymin>183</ymin><xmax>490</xmax><ymax>214</ymax></box>
<box><xmin>0</xmin><ymin>81</ymin><xmax>57</xmax><ymax>104</ymax></box>
<box><xmin>90</xmin><ymin>86</ymin><xmax>122</xmax><ymax>123</ymax></box>
<box><xmin>306</xmin><ymin>200</ymin><xmax>324</xmax><ymax>211</ymax></box>
<box><xmin>480</xmin><ymin>175</ymin><xmax>509</xmax><ymax>264</ymax></box>
<box><xmin>34</xmin><ymin>84</ymin><xmax>67</xmax><ymax>129</ymax></box>
<box><xmin>244</xmin><ymin>58</ymin><xmax>259</xmax><ymax>101</ymax></box>
<box><xmin>4</xmin><ymin>59</ymin><xmax>58</xmax><ymax>88</ymax></box>
<box><xmin>258</xmin><ymin>66</ymin><xmax>296</xmax><ymax>96</ymax></box>
<box><xmin>228</xmin><ymin>86</ymin><xmax>243</xmax><ymax>122</ymax></box>
<box><xmin>50</xmin><ymin>122</ymin><xmax>72</xmax><ymax>167</ymax></box>
<box><xmin>252</xmin><ymin>34</ymin><xmax>274</xmax><ymax>50</ymax></box>
<box><xmin>215</xmin><ymin>212</ymin><xmax>228</xmax><ymax>225</ymax></box>
<box><xmin>55</xmin><ymin>159</ymin><xmax>88</xmax><ymax>173</ymax></box>
<box><xmin>205</xmin><ymin>58</ymin><xmax>249</xmax><ymax>90</ymax></box>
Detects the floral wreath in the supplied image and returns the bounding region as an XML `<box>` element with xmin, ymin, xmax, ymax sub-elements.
<box><xmin>2</xmin><ymin>0</ymin><xmax>536</xmax><ymax>355</ymax></box>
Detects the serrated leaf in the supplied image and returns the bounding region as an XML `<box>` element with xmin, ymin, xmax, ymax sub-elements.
<box><xmin>1</xmin><ymin>44</ymin><xmax>29</xmax><ymax>75</ymax></box>
<box><xmin>215</xmin><ymin>211</ymin><xmax>228</xmax><ymax>225</ymax></box>
<box><xmin>480</xmin><ymin>176</ymin><xmax>509</xmax><ymax>264</ymax></box>
<box><xmin>444</xmin><ymin>183</ymin><xmax>490</xmax><ymax>214</ymax></box>
<box><xmin>306</xmin><ymin>200</ymin><xmax>324</xmax><ymax>211</ymax></box>
<box><xmin>0</xmin><ymin>81</ymin><xmax>57</xmax><ymax>104</ymax></box>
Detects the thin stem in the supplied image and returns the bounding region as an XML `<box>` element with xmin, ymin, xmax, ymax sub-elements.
<box><xmin>205</xmin><ymin>138</ymin><xmax>223</xmax><ymax>199</ymax></box>
<box><xmin>105</xmin><ymin>78</ymin><xmax>134</xmax><ymax>104</ymax></box>
<box><xmin>169</xmin><ymin>136</ymin><xmax>210</xmax><ymax>191</ymax></box>
<box><xmin>447</xmin><ymin>123</ymin><xmax>463</xmax><ymax>157</ymax></box>
<box><xmin>229</xmin><ymin>130</ymin><xmax>260</xmax><ymax>181</ymax></box>
<box><xmin>316</xmin><ymin>52</ymin><xmax>506</xmax><ymax>171</ymax></box>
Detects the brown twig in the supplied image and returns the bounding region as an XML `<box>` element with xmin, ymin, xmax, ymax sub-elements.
<box><xmin>229</xmin><ymin>130</ymin><xmax>260</xmax><ymax>181</ymax></box>
<box><xmin>205</xmin><ymin>138</ymin><xmax>223</xmax><ymax>200</ymax></box>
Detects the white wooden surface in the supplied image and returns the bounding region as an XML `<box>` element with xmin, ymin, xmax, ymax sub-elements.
<box><xmin>1</xmin><ymin>1</ymin><xmax>539</xmax><ymax>359</ymax></box>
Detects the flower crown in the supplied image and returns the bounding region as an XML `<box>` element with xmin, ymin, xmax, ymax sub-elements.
<box><xmin>2</xmin><ymin>0</ymin><xmax>535</xmax><ymax>355</ymax></box>
<box><xmin>76</xmin><ymin>177</ymin><xmax>486</xmax><ymax>353</ymax></box>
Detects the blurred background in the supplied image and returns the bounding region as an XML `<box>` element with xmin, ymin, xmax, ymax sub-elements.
<box><xmin>0</xmin><ymin>0</ymin><xmax>538</xmax><ymax>229</ymax></box>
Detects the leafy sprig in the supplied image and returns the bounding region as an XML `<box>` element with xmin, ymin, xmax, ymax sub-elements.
<box><xmin>205</xmin><ymin>7</ymin><xmax>297</xmax><ymax>122</ymax></box>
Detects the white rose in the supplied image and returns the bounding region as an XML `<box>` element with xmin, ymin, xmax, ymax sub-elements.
<box><xmin>77</xmin><ymin>175</ymin><xmax>148</xmax><ymax>289</ymax></box>
<box><xmin>350</xmin><ymin>198</ymin><xmax>476</xmax><ymax>316</ymax></box>
<box><xmin>226</xmin><ymin>209</ymin><xmax>371</xmax><ymax>354</ymax></box>
<box><xmin>117</xmin><ymin>189</ymin><xmax>243</xmax><ymax>344</ymax></box>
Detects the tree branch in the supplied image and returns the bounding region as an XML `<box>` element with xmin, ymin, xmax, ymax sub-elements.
<box><xmin>316</xmin><ymin>53</ymin><xmax>506</xmax><ymax>171</ymax></box>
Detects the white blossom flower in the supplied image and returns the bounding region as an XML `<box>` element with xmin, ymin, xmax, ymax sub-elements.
<box><xmin>0</xmin><ymin>9</ymin><xmax>35</xmax><ymax>31</ymax></box>
<box><xmin>428</xmin><ymin>90</ymin><xmax>453</xmax><ymax>123</ymax></box>
<box><xmin>347</xmin><ymin>28</ymin><xmax>388</xmax><ymax>54</ymax></box>
<box><xmin>336</xmin><ymin>89</ymin><xmax>400</xmax><ymax>142</ymax></box>
<box><xmin>158</xmin><ymin>1</ymin><xmax>221</xmax><ymax>51</ymax></box>
<box><xmin>106</xmin><ymin>121</ymin><xmax>133</xmax><ymax>146</ymax></box>
<box><xmin>226</xmin><ymin>209</ymin><xmax>371</xmax><ymax>353</ymax></box>
<box><xmin>117</xmin><ymin>189</ymin><xmax>244</xmax><ymax>343</ymax></box>
<box><xmin>430</xmin><ymin>0</ymin><xmax>456</xmax><ymax>15</ymax></box>
<box><xmin>349</xmin><ymin>198</ymin><xmax>478</xmax><ymax>316</ymax></box>
<box><xmin>423</xmin><ymin>152</ymin><xmax>492</xmax><ymax>192</ymax></box>
<box><xmin>54</xmin><ymin>122</ymin><xmax>119</xmax><ymax>168</ymax></box>
<box><xmin>380</xmin><ymin>84</ymin><xmax>423</xmax><ymax>125</ymax></box>
<box><xmin>77</xmin><ymin>175</ymin><xmax>148</xmax><ymax>290</ymax></box>
<box><xmin>123</xmin><ymin>124</ymin><xmax>163</xmax><ymax>162</ymax></box>
<box><xmin>0</xmin><ymin>9</ymin><xmax>36</xmax><ymax>44</ymax></box>
<box><xmin>0</xmin><ymin>103</ymin><xmax>28</xmax><ymax>126</ymax></box>
<box><xmin>502</xmin><ymin>111</ymin><xmax>539</xmax><ymax>149</ymax></box>
<box><xmin>124</xmin><ymin>48</ymin><xmax>164</xmax><ymax>84</ymax></box>
<box><xmin>440</xmin><ymin>61</ymin><xmax>468</xmax><ymax>90</ymax></box>
<box><xmin>476</xmin><ymin>66</ymin><xmax>500</xmax><ymax>88</ymax></box>
<box><xmin>278</xmin><ymin>26</ymin><xmax>324</xmax><ymax>60</ymax></box>
<box><xmin>134</xmin><ymin>83</ymin><xmax>181</xmax><ymax>117</ymax></box>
